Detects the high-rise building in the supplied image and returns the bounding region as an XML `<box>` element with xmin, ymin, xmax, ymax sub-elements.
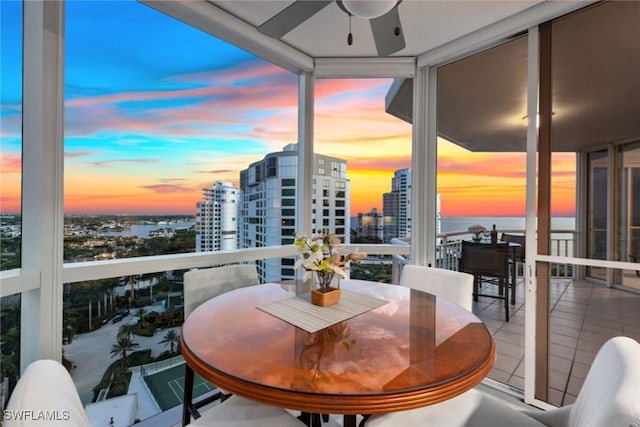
<box><xmin>383</xmin><ymin>168</ymin><xmax>411</xmax><ymax>242</ymax></box>
<box><xmin>357</xmin><ymin>208</ymin><xmax>384</xmax><ymax>241</ymax></box>
<box><xmin>239</xmin><ymin>143</ymin><xmax>350</xmax><ymax>282</ymax></box>
<box><xmin>194</xmin><ymin>181</ymin><xmax>241</xmax><ymax>252</ymax></box>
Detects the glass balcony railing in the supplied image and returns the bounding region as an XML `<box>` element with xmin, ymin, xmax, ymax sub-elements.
<box><xmin>1</xmin><ymin>228</ymin><xmax>586</xmax><ymax>424</ymax></box>
<box><xmin>392</xmin><ymin>229</ymin><xmax>579</xmax><ymax>280</ymax></box>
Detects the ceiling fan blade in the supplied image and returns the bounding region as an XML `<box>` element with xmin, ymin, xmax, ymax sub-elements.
<box><xmin>370</xmin><ymin>6</ymin><xmax>406</xmax><ymax>56</ymax></box>
<box><xmin>258</xmin><ymin>0</ymin><xmax>333</xmax><ymax>39</ymax></box>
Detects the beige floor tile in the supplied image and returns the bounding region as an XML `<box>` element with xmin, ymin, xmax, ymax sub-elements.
<box><xmin>472</xmin><ymin>278</ymin><xmax>640</xmax><ymax>408</ymax></box>
<box><xmin>494</xmin><ymin>352</ymin><xmax>521</xmax><ymax>374</ymax></box>
<box><xmin>549</xmin><ymin>356</ymin><xmax>572</xmax><ymax>374</ymax></box>
<box><xmin>549</xmin><ymin>342</ymin><xmax>576</xmax><ymax>360</ymax></box>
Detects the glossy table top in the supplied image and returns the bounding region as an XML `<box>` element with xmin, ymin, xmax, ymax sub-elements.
<box><xmin>181</xmin><ymin>280</ymin><xmax>495</xmax><ymax>414</ymax></box>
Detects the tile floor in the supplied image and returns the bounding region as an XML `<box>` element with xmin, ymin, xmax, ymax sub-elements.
<box><xmin>160</xmin><ymin>277</ymin><xmax>640</xmax><ymax>427</ymax></box>
<box><xmin>473</xmin><ymin>276</ymin><xmax>640</xmax><ymax>406</ymax></box>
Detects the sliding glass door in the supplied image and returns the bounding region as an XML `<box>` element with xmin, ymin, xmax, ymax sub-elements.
<box><xmin>586</xmin><ymin>150</ymin><xmax>608</xmax><ymax>280</ymax></box>
<box><xmin>618</xmin><ymin>142</ymin><xmax>640</xmax><ymax>290</ymax></box>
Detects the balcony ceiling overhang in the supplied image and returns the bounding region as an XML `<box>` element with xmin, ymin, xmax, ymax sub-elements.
<box><xmin>387</xmin><ymin>1</ymin><xmax>640</xmax><ymax>153</ymax></box>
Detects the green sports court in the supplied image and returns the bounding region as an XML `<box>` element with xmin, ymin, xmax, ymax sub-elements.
<box><xmin>142</xmin><ymin>363</ymin><xmax>216</xmax><ymax>411</ymax></box>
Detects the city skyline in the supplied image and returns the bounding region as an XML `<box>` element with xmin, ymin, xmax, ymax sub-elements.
<box><xmin>0</xmin><ymin>1</ymin><xmax>577</xmax><ymax>218</ymax></box>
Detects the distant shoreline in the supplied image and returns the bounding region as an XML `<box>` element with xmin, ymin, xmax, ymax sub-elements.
<box><xmin>440</xmin><ymin>216</ymin><xmax>576</xmax><ymax>233</ymax></box>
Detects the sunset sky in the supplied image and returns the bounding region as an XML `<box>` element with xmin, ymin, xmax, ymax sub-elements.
<box><xmin>0</xmin><ymin>1</ymin><xmax>576</xmax><ymax>218</ymax></box>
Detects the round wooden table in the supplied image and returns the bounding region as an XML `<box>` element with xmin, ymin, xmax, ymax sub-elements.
<box><xmin>181</xmin><ymin>279</ymin><xmax>495</xmax><ymax>422</ymax></box>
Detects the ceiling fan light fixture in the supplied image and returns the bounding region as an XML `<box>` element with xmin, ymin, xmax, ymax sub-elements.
<box><xmin>342</xmin><ymin>0</ymin><xmax>397</xmax><ymax>19</ymax></box>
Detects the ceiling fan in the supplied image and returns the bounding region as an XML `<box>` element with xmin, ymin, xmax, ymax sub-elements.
<box><xmin>257</xmin><ymin>0</ymin><xmax>405</xmax><ymax>56</ymax></box>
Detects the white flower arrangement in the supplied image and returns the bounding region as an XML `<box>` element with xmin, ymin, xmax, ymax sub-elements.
<box><xmin>293</xmin><ymin>232</ymin><xmax>367</xmax><ymax>292</ymax></box>
<box><xmin>467</xmin><ymin>224</ymin><xmax>487</xmax><ymax>234</ymax></box>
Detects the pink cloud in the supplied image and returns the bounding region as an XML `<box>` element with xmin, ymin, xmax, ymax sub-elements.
<box><xmin>62</xmin><ymin>64</ymin><xmax>398</xmax><ymax>149</ymax></box>
<box><xmin>315</xmin><ymin>79</ymin><xmax>385</xmax><ymax>99</ymax></box>
<box><xmin>65</xmin><ymin>150</ymin><xmax>100</xmax><ymax>159</ymax></box>
<box><xmin>139</xmin><ymin>184</ymin><xmax>194</xmax><ymax>194</ymax></box>
<box><xmin>65</xmin><ymin>61</ymin><xmax>296</xmax><ymax>112</ymax></box>
<box><xmin>0</xmin><ymin>153</ymin><xmax>21</xmax><ymax>173</ymax></box>
<box><xmin>64</xmin><ymin>61</ymin><xmax>299</xmax><ymax>142</ymax></box>
<box><xmin>90</xmin><ymin>158</ymin><xmax>162</xmax><ymax>168</ymax></box>
<box><xmin>196</xmin><ymin>169</ymin><xmax>235</xmax><ymax>175</ymax></box>
<box><xmin>159</xmin><ymin>178</ymin><xmax>187</xmax><ymax>183</ymax></box>
<box><xmin>61</xmin><ymin>68</ymin><xmax>411</xmax><ymax>185</ymax></box>
<box><xmin>175</xmin><ymin>60</ymin><xmax>288</xmax><ymax>86</ymax></box>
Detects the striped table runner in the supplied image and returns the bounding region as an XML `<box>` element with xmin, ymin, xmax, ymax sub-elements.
<box><xmin>257</xmin><ymin>289</ymin><xmax>388</xmax><ymax>333</ymax></box>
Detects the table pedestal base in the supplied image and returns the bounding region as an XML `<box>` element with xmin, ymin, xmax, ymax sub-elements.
<box><xmin>298</xmin><ymin>413</ymin><xmax>357</xmax><ymax>427</ymax></box>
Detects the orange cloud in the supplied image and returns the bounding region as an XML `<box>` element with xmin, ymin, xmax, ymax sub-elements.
<box><xmin>436</xmin><ymin>142</ymin><xmax>576</xmax><ymax>217</ymax></box>
<box><xmin>139</xmin><ymin>184</ymin><xmax>194</xmax><ymax>194</ymax></box>
<box><xmin>64</xmin><ymin>178</ymin><xmax>202</xmax><ymax>215</ymax></box>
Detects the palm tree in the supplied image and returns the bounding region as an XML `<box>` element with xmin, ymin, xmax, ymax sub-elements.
<box><xmin>117</xmin><ymin>323</ymin><xmax>138</xmax><ymax>341</ymax></box>
<box><xmin>0</xmin><ymin>327</ymin><xmax>20</xmax><ymax>356</ymax></box>
<box><xmin>135</xmin><ymin>307</ymin><xmax>147</xmax><ymax>321</ymax></box>
<box><xmin>110</xmin><ymin>336</ymin><xmax>139</xmax><ymax>367</ymax></box>
<box><xmin>0</xmin><ymin>353</ymin><xmax>18</xmax><ymax>382</ymax></box>
<box><xmin>6</xmin><ymin>304</ymin><xmax>20</xmax><ymax>329</ymax></box>
<box><xmin>158</xmin><ymin>329</ymin><xmax>180</xmax><ymax>354</ymax></box>
<box><xmin>126</xmin><ymin>275</ymin><xmax>139</xmax><ymax>307</ymax></box>
<box><xmin>63</xmin><ymin>304</ymin><xmax>77</xmax><ymax>344</ymax></box>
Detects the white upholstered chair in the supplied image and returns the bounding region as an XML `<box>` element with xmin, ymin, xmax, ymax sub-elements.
<box><xmin>4</xmin><ymin>359</ymin><xmax>303</xmax><ymax>427</ymax></box>
<box><xmin>183</xmin><ymin>264</ymin><xmax>260</xmax><ymax>317</ymax></box>
<box><xmin>182</xmin><ymin>264</ymin><xmax>305</xmax><ymax>426</ymax></box>
<box><xmin>4</xmin><ymin>359</ymin><xmax>91</xmax><ymax>427</ymax></box>
<box><xmin>186</xmin><ymin>395</ymin><xmax>305</xmax><ymax>427</ymax></box>
<box><xmin>365</xmin><ymin>336</ymin><xmax>640</xmax><ymax>427</ymax></box>
<box><xmin>399</xmin><ymin>264</ymin><xmax>474</xmax><ymax>311</ymax></box>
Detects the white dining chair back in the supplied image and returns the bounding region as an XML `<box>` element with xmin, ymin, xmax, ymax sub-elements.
<box><xmin>365</xmin><ymin>336</ymin><xmax>640</xmax><ymax>427</ymax></box>
<box><xmin>522</xmin><ymin>335</ymin><xmax>640</xmax><ymax>427</ymax></box>
<box><xmin>188</xmin><ymin>395</ymin><xmax>305</xmax><ymax>427</ymax></box>
<box><xmin>399</xmin><ymin>264</ymin><xmax>474</xmax><ymax>311</ymax></box>
<box><xmin>5</xmin><ymin>359</ymin><xmax>303</xmax><ymax>427</ymax></box>
<box><xmin>564</xmin><ymin>335</ymin><xmax>640</xmax><ymax>427</ymax></box>
<box><xmin>182</xmin><ymin>264</ymin><xmax>306</xmax><ymax>426</ymax></box>
<box><xmin>183</xmin><ymin>264</ymin><xmax>259</xmax><ymax>317</ymax></box>
<box><xmin>5</xmin><ymin>359</ymin><xmax>91</xmax><ymax>427</ymax></box>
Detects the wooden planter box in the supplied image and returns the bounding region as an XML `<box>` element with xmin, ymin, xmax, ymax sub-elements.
<box><xmin>311</xmin><ymin>288</ymin><xmax>341</xmax><ymax>307</ymax></box>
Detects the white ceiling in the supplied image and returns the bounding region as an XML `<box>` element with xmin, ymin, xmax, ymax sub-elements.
<box><xmin>210</xmin><ymin>0</ymin><xmax>543</xmax><ymax>58</ymax></box>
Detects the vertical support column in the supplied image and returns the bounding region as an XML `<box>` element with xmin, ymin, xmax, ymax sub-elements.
<box><xmin>524</xmin><ymin>26</ymin><xmax>539</xmax><ymax>405</ymax></box>
<box><xmin>297</xmin><ymin>71</ymin><xmax>314</xmax><ymax>237</ymax></box>
<box><xmin>536</xmin><ymin>21</ymin><xmax>552</xmax><ymax>401</ymax></box>
<box><xmin>606</xmin><ymin>144</ymin><xmax>616</xmax><ymax>286</ymax></box>
<box><xmin>575</xmin><ymin>152</ymin><xmax>586</xmax><ymax>280</ymax></box>
<box><xmin>21</xmin><ymin>0</ymin><xmax>65</xmax><ymax>366</ymax></box>
<box><xmin>411</xmin><ymin>65</ymin><xmax>437</xmax><ymax>267</ymax></box>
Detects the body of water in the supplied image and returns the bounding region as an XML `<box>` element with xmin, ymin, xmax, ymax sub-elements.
<box><xmin>440</xmin><ymin>216</ymin><xmax>575</xmax><ymax>234</ymax></box>
<box><xmin>439</xmin><ymin>217</ymin><xmax>576</xmax><ymax>256</ymax></box>
<box><xmin>105</xmin><ymin>217</ymin><xmax>575</xmax><ymax>239</ymax></box>
<box><xmin>102</xmin><ymin>221</ymin><xmax>194</xmax><ymax>238</ymax></box>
